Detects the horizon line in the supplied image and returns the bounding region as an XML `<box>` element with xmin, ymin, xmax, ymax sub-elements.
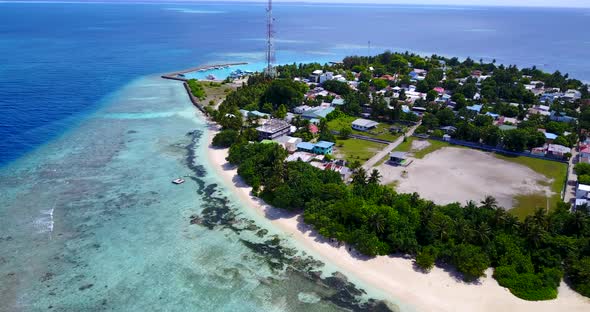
<box><xmin>1</xmin><ymin>0</ymin><xmax>590</xmax><ymax>9</ymax></box>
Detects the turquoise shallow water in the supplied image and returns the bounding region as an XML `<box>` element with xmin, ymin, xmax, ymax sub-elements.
<box><xmin>0</xmin><ymin>76</ymin><xmax>401</xmax><ymax>311</ymax></box>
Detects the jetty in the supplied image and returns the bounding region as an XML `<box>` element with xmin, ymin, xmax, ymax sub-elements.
<box><xmin>161</xmin><ymin>62</ymin><xmax>247</xmax><ymax>115</ymax></box>
<box><xmin>161</xmin><ymin>62</ymin><xmax>248</xmax><ymax>82</ymax></box>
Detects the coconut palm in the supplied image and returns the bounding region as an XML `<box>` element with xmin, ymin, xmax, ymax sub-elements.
<box><xmin>480</xmin><ymin>196</ymin><xmax>498</xmax><ymax>210</ymax></box>
<box><xmin>368</xmin><ymin>169</ymin><xmax>382</xmax><ymax>184</ymax></box>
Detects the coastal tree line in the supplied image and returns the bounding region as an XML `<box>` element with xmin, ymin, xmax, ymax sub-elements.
<box><xmin>209</xmin><ymin>51</ymin><xmax>590</xmax><ymax>301</ymax></box>
<box><xmin>226</xmin><ymin>141</ymin><xmax>590</xmax><ymax>301</ymax></box>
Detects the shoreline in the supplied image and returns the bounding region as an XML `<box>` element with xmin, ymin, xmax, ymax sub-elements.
<box><xmin>202</xmin><ymin>123</ymin><xmax>590</xmax><ymax>312</ymax></box>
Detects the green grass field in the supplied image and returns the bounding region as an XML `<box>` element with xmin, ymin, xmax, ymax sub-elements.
<box><xmin>334</xmin><ymin>138</ymin><xmax>386</xmax><ymax>163</ymax></box>
<box><xmin>327</xmin><ymin>116</ymin><xmax>403</xmax><ymax>142</ymax></box>
<box><xmin>493</xmin><ymin>154</ymin><xmax>568</xmax><ymax>220</ymax></box>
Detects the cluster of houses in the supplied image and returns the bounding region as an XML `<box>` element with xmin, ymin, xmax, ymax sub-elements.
<box><xmin>253</xmin><ymin>113</ymin><xmax>352</xmax><ymax>180</ymax></box>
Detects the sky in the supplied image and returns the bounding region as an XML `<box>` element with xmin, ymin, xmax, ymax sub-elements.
<box><xmin>147</xmin><ymin>0</ymin><xmax>590</xmax><ymax>8</ymax></box>
<box><xmin>3</xmin><ymin>0</ymin><xmax>590</xmax><ymax>8</ymax></box>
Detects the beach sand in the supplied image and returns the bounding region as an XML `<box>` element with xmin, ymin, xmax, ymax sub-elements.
<box><xmin>204</xmin><ymin>124</ymin><xmax>590</xmax><ymax>312</ymax></box>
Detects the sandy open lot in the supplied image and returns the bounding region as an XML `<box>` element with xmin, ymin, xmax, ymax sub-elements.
<box><xmin>377</xmin><ymin>147</ymin><xmax>552</xmax><ymax>209</ymax></box>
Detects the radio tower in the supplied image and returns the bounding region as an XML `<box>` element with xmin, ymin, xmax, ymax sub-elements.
<box><xmin>265</xmin><ymin>0</ymin><xmax>276</xmax><ymax>77</ymax></box>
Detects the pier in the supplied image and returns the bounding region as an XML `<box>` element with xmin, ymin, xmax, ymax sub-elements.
<box><xmin>160</xmin><ymin>62</ymin><xmax>248</xmax><ymax>82</ymax></box>
<box><xmin>161</xmin><ymin>62</ymin><xmax>248</xmax><ymax>115</ymax></box>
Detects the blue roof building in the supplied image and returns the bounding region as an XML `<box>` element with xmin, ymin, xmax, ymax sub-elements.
<box><xmin>331</xmin><ymin>98</ymin><xmax>345</xmax><ymax>106</ymax></box>
<box><xmin>297</xmin><ymin>142</ymin><xmax>316</xmax><ymax>152</ymax></box>
<box><xmin>302</xmin><ymin>107</ymin><xmax>335</xmax><ymax>120</ymax></box>
<box><xmin>486</xmin><ymin>112</ymin><xmax>500</xmax><ymax>119</ymax></box>
<box><xmin>313</xmin><ymin>141</ymin><xmax>335</xmax><ymax>155</ymax></box>
<box><xmin>296</xmin><ymin>141</ymin><xmax>334</xmax><ymax>155</ymax></box>
<box><xmin>544</xmin><ymin>132</ymin><xmax>558</xmax><ymax>140</ymax></box>
<box><xmin>466</xmin><ymin>104</ymin><xmax>483</xmax><ymax>113</ymax></box>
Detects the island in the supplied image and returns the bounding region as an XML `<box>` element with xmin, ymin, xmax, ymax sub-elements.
<box><xmin>179</xmin><ymin>51</ymin><xmax>590</xmax><ymax>310</ymax></box>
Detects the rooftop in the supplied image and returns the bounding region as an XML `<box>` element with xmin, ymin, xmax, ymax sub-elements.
<box><xmin>315</xmin><ymin>141</ymin><xmax>335</xmax><ymax>149</ymax></box>
<box><xmin>390</xmin><ymin>152</ymin><xmax>408</xmax><ymax>159</ymax></box>
<box><xmin>297</xmin><ymin>142</ymin><xmax>316</xmax><ymax>151</ymax></box>
<box><xmin>352</xmin><ymin>118</ymin><xmax>379</xmax><ymax>128</ymax></box>
<box><xmin>256</xmin><ymin>119</ymin><xmax>291</xmax><ymax>134</ymax></box>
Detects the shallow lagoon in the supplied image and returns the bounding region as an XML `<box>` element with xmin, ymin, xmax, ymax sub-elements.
<box><xmin>0</xmin><ymin>76</ymin><xmax>402</xmax><ymax>311</ymax></box>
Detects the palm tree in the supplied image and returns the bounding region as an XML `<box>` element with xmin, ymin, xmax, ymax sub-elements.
<box><xmin>476</xmin><ymin>222</ymin><xmax>492</xmax><ymax>245</ymax></box>
<box><xmin>352</xmin><ymin>167</ymin><xmax>368</xmax><ymax>186</ymax></box>
<box><xmin>369</xmin><ymin>212</ymin><xmax>387</xmax><ymax>235</ymax></box>
<box><xmin>480</xmin><ymin>196</ymin><xmax>498</xmax><ymax>210</ymax></box>
<box><xmin>368</xmin><ymin>169</ymin><xmax>382</xmax><ymax>184</ymax></box>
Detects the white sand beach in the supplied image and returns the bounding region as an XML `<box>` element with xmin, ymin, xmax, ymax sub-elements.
<box><xmin>204</xmin><ymin>124</ymin><xmax>590</xmax><ymax>312</ymax></box>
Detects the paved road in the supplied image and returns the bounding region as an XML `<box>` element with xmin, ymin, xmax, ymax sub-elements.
<box><xmin>362</xmin><ymin>123</ymin><xmax>420</xmax><ymax>170</ymax></box>
<box><xmin>564</xmin><ymin>147</ymin><xmax>579</xmax><ymax>208</ymax></box>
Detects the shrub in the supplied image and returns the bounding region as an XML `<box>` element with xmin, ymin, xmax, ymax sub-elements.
<box><xmin>415</xmin><ymin>246</ymin><xmax>438</xmax><ymax>272</ymax></box>
<box><xmin>339</xmin><ymin>126</ymin><xmax>352</xmax><ymax>139</ymax></box>
<box><xmin>212</xmin><ymin>130</ymin><xmax>240</xmax><ymax>148</ymax></box>
<box><xmin>494</xmin><ymin>266</ymin><xmax>560</xmax><ymax>300</ymax></box>
<box><xmin>575</xmin><ymin>163</ymin><xmax>590</xmax><ymax>176</ymax></box>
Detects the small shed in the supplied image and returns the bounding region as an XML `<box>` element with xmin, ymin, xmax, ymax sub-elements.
<box><xmin>389</xmin><ymin>152</ymin><xmax>408</xmax><ymax>166</ymax></box>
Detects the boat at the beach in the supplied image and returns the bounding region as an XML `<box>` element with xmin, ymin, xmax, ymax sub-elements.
<box><xmin>206</xmin><ymin>74</ymin><xmax>216</xmax><ymax>80</ymax></box>
<box><xmin>172</xmin><ymin>178</ymin><xmax>185</xmax><ymax>185</ymax></box>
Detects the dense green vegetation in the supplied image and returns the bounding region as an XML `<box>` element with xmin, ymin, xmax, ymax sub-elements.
<box><xmin>226</xmin><ymin>142</ymin><xmax>590</xmax><ymax>300</ymax></box>
<box><xmin>187</xmin><ymin>79</ymin><xmax>207</xmax><ymax>101</ymax></box>
<box><xmin>207</xmin><ymin>51</ymin><xmax>590</xmax><ymax>301</ymax></box>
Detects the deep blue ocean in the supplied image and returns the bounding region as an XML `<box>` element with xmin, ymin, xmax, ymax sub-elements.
<box><xmin>1</xmin><ymin>1</ymin><xmax>590</xmax><ymax>167</ymax></box>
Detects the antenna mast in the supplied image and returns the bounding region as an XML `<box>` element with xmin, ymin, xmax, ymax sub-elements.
<box><xmin>265</xmin><ymin>0</ymin><xmax>276</xmax><ymax>77</ymax></box>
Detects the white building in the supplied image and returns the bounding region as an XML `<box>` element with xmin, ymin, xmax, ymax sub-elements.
<box><xmin>351</xmin><ymin>118</ymin><xmax>379</xmax><ymax>131</ymax></box>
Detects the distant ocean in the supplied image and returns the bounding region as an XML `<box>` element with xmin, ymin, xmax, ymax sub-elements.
<box><xmin>0</xmin><ymin>2</ymin><xmax>589</xmax><ymax>311</ymax></box>
<box><xmin>1</xmin><ymin>2</ymin><xmax>589</xmax><ymax>166</ymax></box>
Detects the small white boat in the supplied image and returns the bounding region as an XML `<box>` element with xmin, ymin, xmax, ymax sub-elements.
<box><xmin>172</xmin><ymin>178</ymin><xmax>185</xmax><ymax>185</ymax></box>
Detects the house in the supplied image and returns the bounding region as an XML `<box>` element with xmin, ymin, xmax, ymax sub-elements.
<box><xmin>352</xmin><ymin>118</ymin><xmax>379</xmax><ymax>131</ymax></box>
<box><xmin>297</xmin><ymin>142</ymin><xmax>316</xmax><ymax>153</ymax></box>
<box><xmin>550</xmin><ymin>111</ymin><xmax>576</xmax><ymax>123</ymax></box>
<box><xmin>313</xmin><ymin>141</ymin><xmax>335</xmax><ymax>155</ymax></box>
<box><xmin>309</xmin><ymin>70</ymin><xmax>334</xmax><ymax>84</ymax></box>
<box><xmin>440</xmin><ymin>126</ymin><xmax>457</xmax><ymax>134</ymax></box>
<box><xmin>409</xmin><ymin>69</ymin><xmax>427</xmax><ymax>81</ymax></box>
<box><xmin>580</xmin><ymin>146</ymin><xmax>590</xmax><ymax>163</ymax></box>
<box><xmin>576</xmin><ymin>184</ymin><xmax>590</xmax><ymax>201</ymax></box>
<box><xmin>466</xmin><ymin>104</ymin><xmax>483</xmax><ymax>113</ymax></box>
<box><xmin>547</xmin><ymin>144</ymin><xmax>571</xmax><ymax>158</ymax></box>
<box><xmin>302</xmin><ymin>107</ymin><xmax>335</xmax><ymax>120</ymax></box>
<box><xmin>411</xmin><ymin>106</ymin><xmax>427</xmax><ymax>115</ymax></box>
<box><xmin>544</xmin><ymin>132</ymin><xmax>558</xmax><ymax>142</ymax></box>
<box><xmin>296</xmin><ymin>141</ymin><xmax>334</xmax><ymax>155</ymax></box>
<box><xmin>331</xmin><ymin>98</ymin><xmax>345</xmax><ymax>106</ymax></box>
<box><xmin>308</xmin><ymin>124</ymin><xmax>319</xmax><ymax>135</ymax></box>
<box><xmin>541</xmin><ymin>92</ymin><xmax>564</xmax><ymax>103</ymax></box>
<box><xmin>564</xmin><ymin>89</ymin><xmax>582</xmax><ymax>101</ymax></box>
<box><xmin>389</xmin><ymin>152</ymin><xmax>408</xmax><ymax>166</ymax></box>
<box><xmin>273</xmin><ymin>135</ymin><xmax>302</xmax><ymax>153</ymax></box>
<box><xmin>531</xmin><ymin>146</ymin><xmax>546</xmax><ymax>156</ymax></box>
<box><xmin>433</xmin><ymin>87</ymin><xmax>445</xmax><ymax>94</ymax></box>
<box><xmin>248</xmin><ymin>110</ymin><xmax>270</xmax><ymax>119</ymax></box>
<box><xmin>294</xmin><ymin>105</ymin><xmax>313</xmax><ymax>114</ymax></box>
<box><xmin>287</xmin><ymin>151</ymin><xmax>317</xmax><ymax>163</ymax></box>
<box><xmin>486</xmin><ymin>112</ymin><xmax>500</xmax><ymax>120</ymax></box>
<box><xmin>256</xmin><ymin>119</ymin><xmax>291</xmax><ymax>140</ymax></box>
